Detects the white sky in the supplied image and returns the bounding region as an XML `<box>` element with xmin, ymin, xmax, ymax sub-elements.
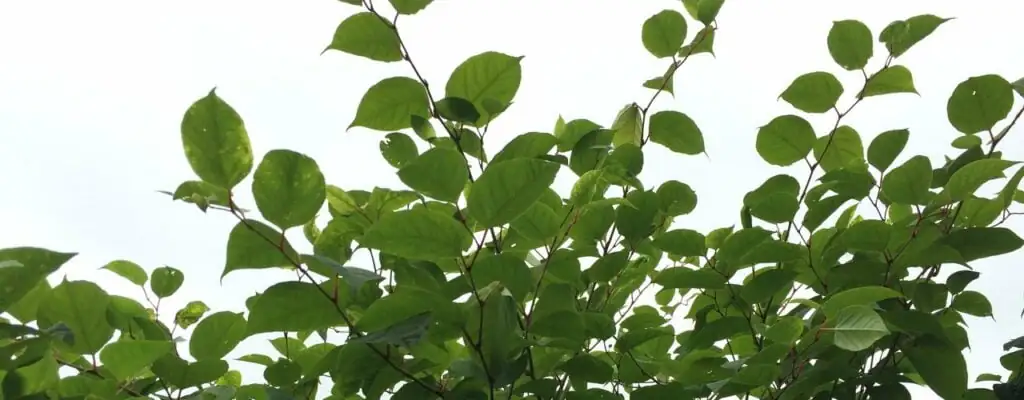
<box><xmin>2</xmin><ymin>0</ymin><xmax>1023</xmax><ymax>399</ymax></box>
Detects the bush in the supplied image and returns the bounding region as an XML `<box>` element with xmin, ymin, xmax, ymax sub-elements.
<box><xmin>3</xmin><ymin>0</ymin><xmax>1024</xmax><ymax>399</ymax></box>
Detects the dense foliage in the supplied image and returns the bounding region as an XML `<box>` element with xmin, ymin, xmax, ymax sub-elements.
<box><xmin>4</xmin><ymin>0</ymin><xmax>1024</xmax><ymax>399</ymax></box>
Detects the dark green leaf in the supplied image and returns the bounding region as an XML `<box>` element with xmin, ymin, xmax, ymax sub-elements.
<box><xmin>652</xmin><ymin>229</ymin><xmax>706</xmax><ymax>257</ymax></box>
<box><xmin>435</xmin><ymin>97</ymin><xmax>480</xmax><ymax>124</ymax></box>
<box><xmin>38</xmin><ymin>280</ymin><xmax>113</xmax><ymax>354</ymax></box>
<box><xmin>780</xmin><ymin>71</ymin><xmax>844</xmax><ymax>113</ymax></box>
<box><xmin>150</xmin><ymin>266</ymin><xmax>184</xmax><ymax>298</ymax></box>
<box><xmin>325</xmin><ymin>12</ymin><xmax>402</xmax><ymax>62</ymax></box>
<box><xmin>152</xmin><ymin>356</ymin><xmax>229</xmax><ymax>389</ymax></box>
<box><xmin>756</xmin><ymin>115</ymin><xmax>816</xmax><ymax>166</ymax></box>
<box><xmin>180</xmin><ymin>89</ymin><xmax>253</xmax><ymax>189</ymax></box>
<box><xmin>350</xmin><ymin>77</ymin><xmax>430</xmax><ymax>131</ymax></box>
<box><xmin>389</xmin><ymin>0</ymin><xmax>433</xmax><ymax>15</ymax></box>
<box><xmin>561</xmin><ymin>354</ymin><xmax>614</xmax><ymax>383</ymax></box>
<box><xmin>950</xmin><ymin>291</ymin><xmax>993</xmax><ymax>317</ymax></box>
<box><xmin>380</xmin><ymin>132</ymin><xmax>419</xmax><ymax>169</ymax></box>
<box><xmin>827</xmin><ymin>20</ymin><xmax>873</xmax><ymax>70</ymax></box>
<box><xmin>901</xmin><ymin>335</ymin><xmax>967</xmax><ymax>400</ymax></box>
<box><xmin>941</xmin><ymin>159</ymin><xmax>1017</xmax><ymax>203</ymax></box>
<box><xmin>842</xmin><ymin>220</ymin><xmax>891</xmax><ymax>252</ymax></box>
<box><xmin>862</xmin><ymin>65</ymin><xmax>917</xmax><ymax>97</ymax></box>
<box><xmin>467</xmin><ymin>158</ymin><xmax>560</xmax><ymax>228</ymax></box>
<box><xmin>946</xmin><ymin>270</ymin><xmax>980</xmax><ymax>294</ymax></box>
<box><xmin>743</xmin><ymin>174</ymin><xmax>800</xmax><ymax>223</ymax></box>
<box><xmin>641</xmin><ymin>10</ymin><xmax>687</xmax><ymax>58</ymax></box>
<box><xmin>351</xmin><ymin>312</ymin><xmax>432</xmax><ymax>347</ymax></box>
<box><xmin>936</xmin><ymin>227</ymin><xmax>1024</xmax><ymax>262</ymax></box>
<box><xmin>654</xmin><ymin>267</ymin><xmax>725</xmax><ymax>289</ymax></box>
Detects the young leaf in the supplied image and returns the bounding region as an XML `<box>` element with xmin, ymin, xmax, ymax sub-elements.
<box><xmin>813</xmin><ymin>126</ymin><xmax>864</xmax><ymax>172</ymax></box>
<box><xmin>491</xmin><ymin>132</ymin><xmax>557</xmax><ymax>164</ymax></box>
<box><xmin>180</xmin><ymin>89</ymin><xmax>254</xmax><ymax>190</ymax></box>
<box><xmin>950</xmin><ymin>291</ymin><xmax>993</xmax><ymax>317</ymax></box>
<box><xmin>641</xmin><ymin>10</ymin><xmax>687</xmax><ymax>58</ymax></box>
<box><xmin>779</xmin><ymin>72</ymin><xmax>844</xmax><ymax>113</ymax></box>
<box><xmin>252</xmin><ymin>149</ymin><xmax>326</xmax><ymax>230</ymax></box>
<box><xmin>946</xmin><ymin>270</ymin><xmax>980</xmax><ymax>294</ymax></box>
<box><xmin>879</xmin><ymin>15</ymin><xmax>951</xmax><ymax>58</ymax></box>
<box><xmin>325</xmin><ymin>12</ymin><xmax>402</xmax><ymax>62</ymax></box>
<box><xmin>827</xmin><ymin>20</ymin><xmax>873</xmax><ymax>70</ymax></box>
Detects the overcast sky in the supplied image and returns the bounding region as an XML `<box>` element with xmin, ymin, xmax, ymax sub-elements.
<box><xmin>2</xmin><ymin>0</ymin><xmax>1023</xmax><ymax>398</ymax></box>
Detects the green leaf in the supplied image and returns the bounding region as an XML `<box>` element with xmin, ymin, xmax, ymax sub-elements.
<box><xmin>511</xmin><ymin>202</ymin><xmax>561</xmax><ymax>241</ymax></box>
<box><xmin>491</xmin><ymin>132</ymin><xmax>557</xmax><ymax>165</ymax></box>
<box><xmin>611</xmin><ymin>103</ymin><xmax>643</xmax><ymax>148</ymax></box>
<box><xmin>764</xmin><ymin>316</ymin><xmax>804</xmax><ymax>344</ymax></box>
<box><xmin>180</xmin><ymin>88</ymin><xmax>254</xmax><ymax>190</ymax></box>
<box><xmin>99</xmin><ymin>340</ymin><xmax>173</xmax><ymax>381</ymax></box>
<box><xmin>174</xmin><ymin>300</ymin><xmax>210</xmax><ymax>329</ymax></box>
<box><xmin>247</xmin><ymin>282</ymin><xmax>345</xmax><ymax>334</ymax></box>
<box><xmin>696</xmin><ymin>0</ymin><xmax>724</xmax><ymax>24</ymax></box>
<box><xmin>99</xmin><ymin>260</ymin><xmax>147</xmax><ymax>286</ymax></box>
<box><xmin>653</xmin><ymin>267</ymin><xmax>725</xmax><ymax>289</ymax></box>
<box><xmin>38</xmin><ymin>280</ymin><xmax>113</xmax><ymax>354</ymax></box>
<box><xmin>823</xmin><ymin>286</ymin><xmax>902</xmax><ymax>319</ymax></box>
<box><xmin>360</xmin><ymin>208</ymin><xmax>472</xmax><ymax>260</ymax></box>
<box><xmin>190</xmin><ymin>312</ymin><xmax>248</xmax><ymax>361</ymax></box>
<box><xmin>827</xmin><ymin>20</ymin><xmax>873</xmax><ymax>70</ymax></box>
<box><xmin>741</xmin><ymin>269</ymin><xmax>797</xmax><ymax>303</ymax></box>
<box><xmin>389</xmin><ymin>0</ymin><xmax>433</xmax><ymax>14</ymax></box>
<box><xmin>468</xmin><ymin>158</ymin><xmax>560</xmax><ymax>228</ymax></box>
<box><xmin>325</xmin><ymin>12</ymin><xmax>401</xmax><ymax>62</ymax></box>
<box><xmin>471</xmin><ymin>254</ymin><xmax>532</xmax><ymax>302</ymax></box>
<box><xmin>641</xmin><ymin>10</ymin><xmax>687</xmax><ymax>58</ymax></box>
<box><xmin>827</xmin><ymin>305</ymin><xmax>889</xmax><ymax>351</ymax></box>
<box><xmin>555</xmin><ymin>118</ymin><xmax>602</xmax><ymax>152</ymax></box>
<box><xmin>445</xmin><ymin>51</ymin><xmax>524</xmax><ymax>126</ymax></box>
<box><xmin>252</xmin><ymin>149</ymin><xmax>326</xmax><ymax>230</ymax></box>
<box><xmin>842</xmin><ymin>220</ymin><xmax>891</xmax><ymax>252</ymax></box>
<box><xmin>657</xmin><ymin>180</ymin><xmax>698</xmax><ymax>216</ymax></box>
<box><xmin>901</xmin><ymin>335</ymin><xmax>967</xmax><ymax>400</ymax></box>
<box><xmin>223</xmin><ymin>220</ymin><xmax>299</xmax><ymax>279</ymax></box>
<box><xmin>648</xmin><ymin>110</ymin><xmax>705</xmax><ymax>155</ymax></box>
<box><xmin>350</xmin><ymin>77</ymin><xmax>430</xmax><ymax>132</ymax></box>
<box><xmin>975</xmin><ymin>373</ymin><xmax>1002</xmax><ymax>383</ymax></box>
<box><xmin>951</xmin><ymin>290</ymin><xmax>992</xmax><ymax>317</ymax></box>
<box><xmin>867</xmin><ymin>128</ymin><xmax>909</xmax><ymax>171</ymax></box>
<box><xmin>434</xmin><ymin>97</ymin><xmax>480</xmax><ymax>124</ymax></box>
<box><xmin>397</xmin><ymin>147</ymin><xmax>467</xmax><ymax>202</ymax></box>
<box><xmin>615</xmin><ymin>190</ymin><xmax>660</xmax><ymax>242</ymax></box>
<box><xmin>652</xmin><ymin>229</ymin><xmax>706</xmax><ymax>257</ymax></box>
<box><xmin>742</xmin><ymin>174</ymin><xmax>799</xmax><ymax>223</ymax></box>
<box><xmin>688</xmin><ymin>316</ymin><xmax>749</xmax><ymax>349</ymax></box>
<box><xmin>881</xmin><ymin>155</ymin><xmax>932</xmax><ymax>205</ymax></box>
<box><xmin>879</xmin><ymin>15</ymin><xmax>951</xmax><ymax>58</ymax></box>
<box><xmin>150</xmin><ymin>266</ymin><xmax>184</xmax><ymax>298</ymax></box>
<box><xmin>410</xmin><ymin>115</ymin><xmax>437</xmax><ymax>141</ymax></box>
<box><xmin>380</xmin><ymin>132</ymin><xmax>419</xmax><ymax>169</ymax></box>
<box><xmin>756</xmin><ymin>115</ymin><xmax>816</xmax><ymax>166</ymax></box>
<box><xmin>351</xmin><ymin>313</ymin><xmax>432</xmax><ymax>347</ymax></box>
<box><xmin>570</xmin><ymin>170</ymin><xmax>607</xmax><ymax>207</ymax></box>
<box><xmin>951</xmin><ymin>134</ymin><xmax>981</xmax><ymax>150</ymax></box>
<box><xmin>560</xmin><ymin>354</ymin><xmax>613</xmax><ymax>383</ymax></box>
<box><xmin>936</xmin><ymin>227</ymin><xmax>1024</xmax><ymax>262</ymax></box>
<box><xmin>941</xmin><ymin>159</ymin><xmax>1017</xmax><ymax>203</ymax></box>
<box><xmin>946</xmin><ymin>270</ymin><xmax>980</xmax><ymax>294</ymax></box>
<box><xmin>946</xmin><ymin>74</ymin><xmax>1014</xmax><ymax>134</ymax></box>
<box><xmin>152</xmin><ymin>356</ymin><xmax>229</xmax><ymax>389</ymax></box>
<box><xmin>862</xmin><ymin>66</ymin><xmax>917</xmax><ymax>97</ymax></box>
<box><xmin>780</xmin><ymin>71</ymin><xmax>844</xmax><ymax>113</ymax></box>
<box><xmin>356</xmin><ymin>291</ymin><xmax>434</xmax><ymax>333</ymax></box>
<box><xmin>814</xmin><ymin>127</ymin><xmax>865</xmax><ymax>173</ymax></box>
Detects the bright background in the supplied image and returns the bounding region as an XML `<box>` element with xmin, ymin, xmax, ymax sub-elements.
<box><xmin>2</xmin><ymin>0</ymin><xmax>1023</xmax><ymax>398</ymax></box>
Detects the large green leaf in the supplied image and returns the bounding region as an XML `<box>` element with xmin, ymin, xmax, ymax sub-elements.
<box><xmin>223</xmin><ymin>220</ymin><xmax>300</xmax><ymax>279</ymax></box>
<box><xmin>901</xmin><ymin>336</ymin><xmax>967</xmax><ymax>400</ymax></box>
<box><xmin>867</xmin><ymin>129</ymin><xmax>909</xmax><ymax>172</ymax></box>
<box><xmin>360</xmin><ymin>208</ymin><xmax>471</xmax><ymax>260</ymax></box>
<box><xmin>813</xmin><ymin>126</ymin><xmax>864</xmax><ymax>171</ymax></box>
<box><xmin>152</xmin><ymin>356</ymin><xmax>230</xmax><ymax>389</ymax></box>
<box><xmin>445</xmin><ymin>51</ymin><xmax>523</xmax><ymax>126</ymax></box>
<box><xmin>940</xmin><ymin>159</ymin><xmax>1017</xmax><ymax>203</ymax></box>
<box><xmin>325</xmin><ymin>12</ymin><xmax>402</xmax><ymax>62</ymax></box>
<box><xmin>827</xmin><ymin>20</ymin><xmax>872</xmax><ymax>70</ymax></box>
<box><xmin>862</xmin><ymin>65</ymin><xmax>918</xmax><ymax>97</ymax></box>
<box><xmin>756</xmin><ymin>115</ymin><xmax>816</xmax><ymax>166</ymax></box>
<box><xmin>38</xmin><ymin>280</ymin><xmax>114</xmax><ymax>354</ymax></box>
<box><xmin>950</xmin><ymin>291</ymin><xmax>993</xmax><ymax>317</ymax></box>
<box><xmin>379</xmin><ymin>132</ymin><xmax>419</xmax><ymax>169</ymax></box>
<box><xmin>467</xmin><ymin>158</ymin><xmax>560</xmax><ymax>228</ymax></box>
<box><xmin>247</xmin><ymin>282</ymin><xmax>345</xmax><ymax>334</ymax></box>
<box><xmin>648</xmin><ymin>110</ymin><xmax>705</xmax><ymax>155</ymax></box>
<box><xmin>827</xmin><ymin>305</ymin><xmax>889</xmax><ymax>351</ymax></box>
<box><xmin>190</xmin><ymin>312</ymin><xmax>248</xmax><ymax>361</ymax></box>
<box><xmin>822</xmin><ymin>286</ymin><xmax>902</xmax><ymax>319</ymax></box>
<box><xmin>491</xmin><ymin>132</ymin><xmax>557</xmax><ymax>164</ymax></box>
<box><xmin>641</xmin><ymin>10</ymin><xmax>687</xmax><ymax>58</ymax></box>
<box><xmin>652</xmin><ymin>229</ymin><xmax>706</xmax><ymax>257</ymax></box>
<box><xmin>397</xmin><ymin>147</ymin><xmax>467</xmax><ymax>202</ymax></box>
<box><xmin>0</xmin><ymin>247</ymin><xmax>75</xmax><ymax>314</ymax></box>
<box><xmin>99</xmin><ymin>340</ymin><xmax>173</xmax><ymax>381</ymax></box>
<box><xmin>351</xmin><ymin>312</ymin><xmax>432</xmax><ymax>347</ymax></box>
<box><xmin>879</xmin><ymin>14</ymin><xmax>950</xmax><ymax>58</ymax></box>
<box><xmin>252</xmin><ymin>149</ymin><xmax>326</xmax><ymax>230</ymax></box>
<box><xmin>946</xmin><ymin>74</ymin><xmax>1014</xmax><ymax>134</ymax></box>
<box><xmin>881</xmin><ymin>155</ymin><xmax>932</xmax><ymax>205</ymax></box>
<box><xmin>350</xmin><ymin>77</ymin><xmax>430</xmax><ymax>131</ymax></box>
<box><xmin>179</xmin><ymin>89</ymin><xmax>254</xmax><ymax>190</ymax></box>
